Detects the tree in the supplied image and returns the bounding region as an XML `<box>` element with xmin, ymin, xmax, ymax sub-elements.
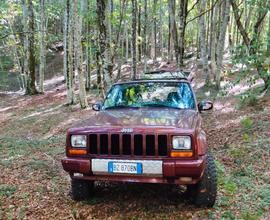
<box><xmin>64</xmin><ymin>0</ymin><xmax>76</xmax><ymax>104</ymax></box>
<box><xmin>198</xmin><ymin>0</ymin><xmax>209</xmax><ymax>85</ymax></box>
<box><xmin>230</xmin><ymin>0</ymin><xmax>270</xmax><ymax>91</ymax></box>
<box><xmin>131</xmin><ymin>0</ymin><xmax>137</xmax><ymax>79</ymax></box>
<box><xmin>178</xmin><ymin>0</ymin><xmax>188</xmax><ymax>68</ymax></box>
<box><xmin>215</xmin><ymin>0</ymin><xmax>230</xmax><ymax>89</ymax></box>
<box><xmin>74</xmin><ymin>0</ymin><xmax>88</xmax><ymax>108</ymax></box>
<box><xmin>39</xmin><ymin>0</ymin><xmax>46</xmax><ymax>93</ymax></box>
<box><xmin>25</xmin><ymin>0</ymin><xmax>38</xmax><ymax>95</ymax></box>
<box><xmin>168</xmin><ymin>0</ymin><xmax>179</xmax><ymax>65</ymax></box>
<box><xmin>96</xmin><ymin>0</ymin><xmax>111</xmax><ymax>97</ymax></box>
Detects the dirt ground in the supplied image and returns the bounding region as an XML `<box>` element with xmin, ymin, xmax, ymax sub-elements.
<box><xmin>0</xmin><ymin>69</ymin><xmax>270</xmax><ymax>219</ymax></box>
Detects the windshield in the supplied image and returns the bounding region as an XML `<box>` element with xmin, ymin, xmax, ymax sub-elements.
<box><xmin>103</xmin><ymin>82</ymin><xmax>196</xmax><ymax>110</ymax></box>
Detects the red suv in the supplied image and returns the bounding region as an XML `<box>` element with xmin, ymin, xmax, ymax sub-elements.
<box><xmin>62</xmin><ymin>71</ymin><xmax>217</xmax><ymax>207</ymax></box>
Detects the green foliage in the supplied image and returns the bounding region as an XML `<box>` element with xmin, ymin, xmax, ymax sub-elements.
<box><xmin>222</xmin><ymin>210</ymin><xmax>236</xmax><ymax>220</ymax></box>
<box><xmin>229</xmin><ymin>146</ymin><xmax>248</xmax><ymax>160</ymax></box>
<box><xmin>224</xmin><ymin>180</ymin><xmax>238</xmax><ymax>195</ymax></box>
<box><xmin>238</xmin><ymin>92</ymin><xmax>258</xmax><ymax>108</ymax></box>
<box><xmin>0</xmin><ymin>185</ymin><xmax>17</xmax><ymax>197</ymax></box>
<box><xmin>241</xmin><ymin>212</ymin><xmax>260</xmax><ymax>220</ymax></box>
<box><xmin>241</xmin><ymin>117</ymin><xmax>253</xmax><ymax>129</ymax></box>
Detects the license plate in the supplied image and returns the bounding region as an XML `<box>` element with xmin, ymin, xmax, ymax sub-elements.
<box><xmin>108</xmin><ymin>162</ymin><xmax>142</xmax><ymax>174</ymax></box>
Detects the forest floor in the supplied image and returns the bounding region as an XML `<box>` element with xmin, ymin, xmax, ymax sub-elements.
<box><xmin>0</xmin><ymin>61</ymin><xmax>270</xmax><ymax>219</ymax></box>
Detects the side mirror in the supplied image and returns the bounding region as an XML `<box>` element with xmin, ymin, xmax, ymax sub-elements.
<box><xmin>198</xmin><ymin>101</ymin><xmax>213</xmax><ymax>112</ymax></box>
<box><xmin>92</xmin><ymin>103</ymin><xmax>102</xmax><ymax>111</ymax></box>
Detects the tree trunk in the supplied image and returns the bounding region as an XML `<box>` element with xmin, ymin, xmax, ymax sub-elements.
<box><xmin>198</xmin><ymin>0</ymin><xmax>209</xmax><ymax>85</ymax></box>
<box><xmin>159</xmin><ymin>0</ymin><xmax>164</xmax><ymax>58</ymax></box>
<box><xmin>39</xmin><ymin>0</ymin><xmax>46</xmax><ymax>93</ymax></box>
<box><xmin>125</xmin><ymin>21</ymin><xmax>129</xmax><ymax>61</ymax></box>
<box><xmin>267</xmin><ymin>14</ymin><xmax>270</xmax><ymax>55</ymax></box>
<box><xmin>22</xmin><ymin>0</ymin><xmax>29</xmax><ymax>90</ymax></box>
<box><xmin>74</xmin><ymin>0</ymin><xmax>88</xmax><ymax>108</ymax></box>
<box><xmin>168</xmin><ymin>0</ymin><xmax>179</xmax><ymax>66</ymax></box>
<box><xmin>96</xmin><ymin>0</ymin><xmax>111</xmax><ymax>97</ymax></box>
<box><xmin>85</xmin><ymin>0</ymin><xmax>92</xmax><ymax>91</ymax></box>
<box><xmin>138</xmin><ymin>0</ymin><xmax>142</xmax><ymax>62</ymax></box>
<box><xmin>131</xmin><ymin>0</ymin><xmax>137</xmax><ymax>79</ymax></box>
<box><xmin>65</xmin><ymin>0</ymin><xmax>76</xmax><ymax>104</ymax></box>
<box><xmin>153</xmin><ymin>0</ymin><xmax>157</xmax><ymax>61</ymax></box>
<box><xmin>215</xmin><ymin>0</ymin><xmax>230</xmax><ymax>90</ymax></box>
<box><xmin>230</xmin><ymin>0</ymin><xmax>270</xmax><ymax>91</ymax></box>
<box><xmin>25</xmin><ymin>0</ymin><xmax>38</xmax><ymax>95</ymax></box>
<box><xmin>210</xmin><ymin>1</ymin><xmax>218</xmax><ymax>82</ymax></box>
<box><xmin>178</xmin><ymin>0</ymin><xmax>188</xmax><ymax>68</ymax></box>
<box><xmin>143</xmin><ymin>0</ymin><xmax>148</xmax><ymax>72</ymax></box>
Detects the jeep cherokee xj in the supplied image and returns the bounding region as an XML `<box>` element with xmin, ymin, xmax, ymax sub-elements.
<box><xmin>61</xmin><ymin>71</ymin><xmax>217</xmax><ymax>207</ymax></box>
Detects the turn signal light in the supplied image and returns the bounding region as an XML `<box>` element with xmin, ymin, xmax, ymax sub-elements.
<box><xmin>68</xmin><ymin>149</ymin><xmax>87</xmax><ymax>155</ymax></box>
<box><xmin>170</xmin><ymin>151</ymin><xmax>193</xmax><ymax>157</ymax></box>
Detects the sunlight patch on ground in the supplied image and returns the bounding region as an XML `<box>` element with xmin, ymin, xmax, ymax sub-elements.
<box><xmin>215</xmin><ymin>117</ymin><xmax>241</xmax><ymax>130</ymax></box>
<box><xmin>21</xmin><ymin>104</ymin><xmax>63</xmax><ymax>119</ymax></box>
<box><xmin>44</xmin><ymin>75</ymin><xmax>64</xmax><ymax>87</ymax></box>
<box><xmin>214</xmin><ymin>101</ymin><xmax>236</xmax><ymax>113</ymax></box>
<box><xmin>193</xmin><ymin>82</ymin><xmax>205</xmax><ymax>90</ymax></box>
<box><xmin>227</xmin><ymin>79</ymin><xmax>264</xmax><ymax>95</ymax></box>
<box><xmin>0</xmin><ymin>106</ymin><xmax>14</xmax><ymax>113</ymax></box>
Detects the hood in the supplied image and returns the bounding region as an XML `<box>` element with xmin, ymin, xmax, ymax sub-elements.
<box><xmin>73</xmin><ymin>108</ymin><xmax>199</xmax><ymax>130</ymax></box>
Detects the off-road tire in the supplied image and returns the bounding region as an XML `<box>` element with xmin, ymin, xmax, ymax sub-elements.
<box><xmin>71</xmin><ymin>179</ymin><xmax>94</xmax><ymax>201</ymax></box>
<box><xmin>187</xmin><ymin>153</ymin><xmax>217</xmax><ymax>208</ymax></box>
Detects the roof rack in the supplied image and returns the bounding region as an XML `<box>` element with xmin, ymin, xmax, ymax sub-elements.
<box><xmin>140</xmin><ymin>69</ymin><xmax>191</xmax><ymax>81</ymax></box>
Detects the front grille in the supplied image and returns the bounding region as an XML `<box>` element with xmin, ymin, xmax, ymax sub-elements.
<box><xmin>88</xmin><ymin>133</ymin><xmax>168</xmax><ymax>157</ymax></box>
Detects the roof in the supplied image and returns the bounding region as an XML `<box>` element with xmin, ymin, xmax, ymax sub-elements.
<box><xmin>113</xmin><ymin>78</ymin><xmax>190</xmax><ymax>86</ymax></box>
<box><xmin>114</xmin><ymin>69</ymin><xmax>193</xmax><ymax>85</ymax></box>
<box><xmin>142</xmin><ymin>70</ymin><xmax>190</xmax><ymax>80</ymax></box>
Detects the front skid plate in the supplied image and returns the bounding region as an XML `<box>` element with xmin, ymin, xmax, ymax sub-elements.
<box><xmin>92</xmin><ymin>159</ymin><xmax>162</xmax><ymax>176</ymax></box>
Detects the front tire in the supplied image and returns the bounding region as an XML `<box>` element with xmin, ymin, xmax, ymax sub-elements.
<box><xmin>71</xmin><ymin>179</ymin><xmax>94</xmax><ymax>201</ymax></box>
<box><xmin>187</xmin><ymin>153</ymin><xmax>217</xmax><ymax>208</ymax></box>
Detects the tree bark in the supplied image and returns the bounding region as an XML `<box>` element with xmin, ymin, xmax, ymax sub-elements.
<box><xmin>65</xmin><ymin>0</ymin><xmax>76</xmax><ymax>104</ymax></box>
<box><xmin>168</xmin><ymin>0</ymin><xmax>179</xmax><ymax>65</ymax></box>
<box><xmin>85</xmin><ymin>0</ymin><xmax>92</xmax><ymax>91</ymax></box>
<box><xmin>25</xmin><ymin>0</ymin><xmax>38</xmax><ymax>95</ymax></box>
<box><xmin>178</xmin><ymin>0</ymin><xmax>188</xmax><ymax>68</ymax></box>
<box><xmin>131</xmin><ymin>0</ymin><xmax>137</xmax><ymax>79</ymax></box>
<box><xmin>74</xmin><ymin>0</ymin><xmax>88</xmax><ymax>108</ymax></box>
<box><xmin>159</xmin><ymin>0</ymin><xmax>164</xmax><ymax>58</ymax></box>
<box><xmin>198</xmin><ymin>0</ymin><xmax>209</xmax><ymax>85</ymax></box>
<box><xmin>39</xmin><ymin>0</ymin><xmax>46</xmax><ymax>93</ymax></box>
<box><xmin>22</xmin><ymin>0</ymin><xmax>29</xmax><ymax>90</ymax></box>
<box><xmin>138</xmin><ymin>0</ymin><xmax>142</xmax><ymax>61</ymax></box>
<box><xmin>143</xmin><ymin>0</ymin><xmax>148</xmax><ymax>71</ymax></box>
<box><xmin>215</xmin><ymin>0</ymin><xmax>230</xmax><ymax>89</ymax></box>
<box><xmin>209</xmin><ymin>1</ymin><xmax>218</xmax><ymax>82</ymax></box>
<box><xmin>97</xmin><ymin>0</ymin><xmax>112</xmax><ymax>97</ymax></box>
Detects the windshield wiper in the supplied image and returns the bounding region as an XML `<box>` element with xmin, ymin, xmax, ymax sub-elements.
<box><xmin>104</xmin><ymin>105</ymin><xmax>140</xmax><ymax>110</ymax></box>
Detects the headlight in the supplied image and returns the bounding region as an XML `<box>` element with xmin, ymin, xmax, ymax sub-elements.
<box><xmin>71</xmin><ymin>135</ymin><xmax>86</xmax><ymax>148</ymax></box>
<box><xmin>172</xmin><ymin>136</ymin><xmax>191</xmax><ymax>150</ymax></box>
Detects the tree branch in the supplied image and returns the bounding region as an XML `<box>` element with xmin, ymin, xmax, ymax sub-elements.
<box><xmin>230</xmin><ymin>0</ymin><xmax>250</xmax><ymax>48</ymax></box>
<box><xmin>187</xmin><ymin>0</ymin><xmax>199</xmax><ymax>15</ymax></box>
<box><xmin>186</xmin><ymin>0</ymin><xmax>220</xmax><ymax>25</ymax></box>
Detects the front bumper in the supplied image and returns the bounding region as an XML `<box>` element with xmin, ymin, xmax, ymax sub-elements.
<box><xmin>61</xmin><ymin>156</ymin><xmax>206</xmax><ymax>184</ymax></box>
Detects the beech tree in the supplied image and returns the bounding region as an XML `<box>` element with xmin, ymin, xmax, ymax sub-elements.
<box><xmin>25</xmin><ymin>0</ymin><xmax>38</xmax><ymax>95</ymax></box>
<box><xmin>38</xmin><ymin>0</ymin><xmax>46</xmax><ymax>93</ymax></box>
<box><xmin>131</xmin><ymin>0</ymin><xmax>137</xmax><ymax>79</ymax></box>
<box><xmin>198</xmin><ymin>0</ymin><xmax>209</xmax><ymax>84</ymax></box>
<box><xmin>230</xmin><ymin>0</ymin><xmax>270</xmax><ymax>91</ymax></box>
